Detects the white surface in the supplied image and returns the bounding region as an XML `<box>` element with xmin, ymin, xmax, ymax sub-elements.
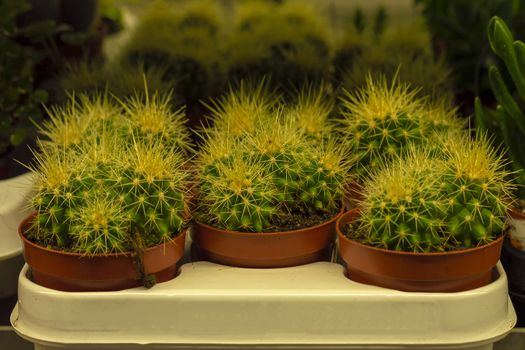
<box><xmin>0</xmin><ymin>172</ymin><xmax>33</xmax><ymax>259</ymax></box>
<box><xmin>11</xmin><ymin>261</ymin><xmax>515</xmax><ymax>349</ymax></box>
<box><xmin>0</xmin><ymin>172</ymin><xmax>33</xmax><ymax>298</ymax></box>
<box><xmin>508</xmin><ymin>215</ymin><xmax>525</xmax><ymax>251</ymax></box>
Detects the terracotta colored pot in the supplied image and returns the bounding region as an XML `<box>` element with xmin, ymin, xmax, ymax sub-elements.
<box><xmin>337</xmin><ymin>209</ymin><xmax>504</xmax><ymax>292</ymax></box>
<box><xmin>19</xmin><ymin>214</ymin><xmax>187</xmax><ymax>292</ymax></box>
<box><xmin>192</xmin><ymin>209</ymin><xmax>343</xmax><ymax>268</ymax></box>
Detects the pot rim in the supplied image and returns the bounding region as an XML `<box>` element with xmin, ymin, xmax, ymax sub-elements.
<box><xmin>195</xmin><ymin>206</ymin><xmax>344</xmax><ymax>236</ymax></box>
<box><xmin>509</xmin><ymin>208</ymin><xmax>525</xmax><ymax>220</ymax></box>
<box><xmin>337</xmin><ymin>208</ymin><xmax>505</xmax><ymax>257</ymax></box>
<box><xmin>19</xmin><ymin>212</ymin><xmax>186</xmax><ymax>258</ymax></box>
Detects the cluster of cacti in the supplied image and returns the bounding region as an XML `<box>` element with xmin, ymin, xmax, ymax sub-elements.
<box><xmin>476</xmin><ymin>16</ymin><xmax>525</xmax><ymax>198</ymax></box>
<box><xmin>355</xmin><ymin>134</ymin><xmax>515</xmax><ymax>252</ymax></box>
<box><xmin>27</xmin><ymin>90</ymin><xmax>192</xmax><ymax>256</ymax></box>
<box><xmin>122</xmin><ymin>2</ymin><xmax>223</xmax><ymax>105</ymax></box>
<box><xmin>61</xmin><ymin>61</ymin><xmax>172</xmax><ymax>101</ymax></box>
<box><xmin>337</xmin><ymin>21</ymin><xmax>452</xmax><ymax>99</ymax></box>
<box><xmin>196</xmin><ymin>84</ymin><xmax>348</xmax><ymax>232</ymax></box>
<box><xmin>225</xmin><ymin>2</ymin><xmax>332</xmax><ymax>93</ymax></box>
<box><xmin>338</xmin><ymin>75</ymin><xmax>461</xmax><ymax>178</ymax></box>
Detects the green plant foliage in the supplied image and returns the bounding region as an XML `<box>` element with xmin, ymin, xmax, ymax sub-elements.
<box><xmin>0</xmin><ymin>0</ymin><xmax>49</xmax><ymax>156</ymax></box>
<box><xmin>415</xmin><ymin>0</ymin><xmax>525</xmax><ymax>96</ymax></box>
<box><xmin>355</xmin><ymin>134</ymin><xmax>515</xmax><ymax>252</ymax></box>
<box><xmin>476</xmin><ymin>16</ymin><xmax>525</xmax><ymax>199</ymax></box>
<box><xmin>197</xmin><ymin>151</ymin><xmax>280</xmax><ymax>232</ymax></box>
<box><xmin>225</xmin><ymin>1</ymin><xmax>332</xmax><ymax>93</ymax></box>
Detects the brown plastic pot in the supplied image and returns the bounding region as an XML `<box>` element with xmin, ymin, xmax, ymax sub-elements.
<box><xmin>18</xmin><ymin>213</ymin><xmax>187</xmax><ymax>292</ymax></box>
<box><xmin>192</xmin><ymin>209</ymin><xmax>343</xmax><ymax>268</ymax></box>
<box><xmin>337</xmin><ymin>209</ymin><xmax>504</xmax><ymax>292</ymax></box>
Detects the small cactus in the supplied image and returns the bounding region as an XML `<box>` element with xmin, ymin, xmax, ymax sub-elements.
<box><xmin>197</xmin><ymin>151</ymin><xmax>280</xmax><ymax>232</ymax></box>
<box><xmin>121</xmin><ymin>90</ymin><xmax>193</xmax><ymax>154</ymax></box>
<box><xmin>226</xmin><ymin>2</ymin><xmax>332</xmax><ymax>93</ymax></box>
<box><xmin>358</xmin><ymin>148</ymin><xmax>444</xmax><ymax>252</ymax></box>
<box><xmin>287</xmin><ymin>85</ymin><xmax>334</xmax><ymax>141</ymax></box>
<box><xmin>355</xmin><ymin>134</ymin><xmax>515</xmax><ymax>252</ymax></box>
<box><xmin>440</xmin><ymin>133</ymin><xmax>514</xmax><ymax>248</ymax></box>
<box><xmin>339</xmin><ymin>75</ymin><xmax>425</xmax><ymax>177</ymax></box>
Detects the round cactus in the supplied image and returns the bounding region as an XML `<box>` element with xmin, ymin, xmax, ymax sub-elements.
<box><xmin>110</xmin><ymin>139</ymin><xmax>191</xmax><ymax>246</ymax></box>
<box><xmin>287</xmin><ymin>85</ymin><xmax>334</xmax><ymax>141</ymax></box>
<box><xmin>197</xmin><ymin>151</ymin><xmax>280</xmax><ymax>232</ymax></box>
<box><xmin>205</xmin><ymin>80</ymin><xmax>279</xmax><ymax>137</ymax></box>
<box><xmin>357</xmin><ymin>148</ymin><xmax>445</xmax><ymax>252</ymax></box>
<box><xmin>121</xmin><ymin>90</ymin><xmax>192</xmax><ymax>154</ymax></box>
<box><xmin>299</xmin><ymin>140</ymin><xmax>349</xmax><ymax>212</ymax></box>
<box><xmin>439</xmin><ymin>133</ymin><xmax>515</xmax><ymax>248</ymax></box>
<box><xmin>339</xmin><ymin>76</ymin><xmax>426</xmax><ymax>178</ymax></box>
<box><xmin>69</xmin><ymin>193</ymin><xmax>130</xmax><ymax>255</ymax></box>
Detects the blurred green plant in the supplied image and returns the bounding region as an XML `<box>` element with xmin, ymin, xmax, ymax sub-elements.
<box><xmin>0</xmin><ymin>0</ymin><xmax>50</xmax><ymax>157</ymax></box>
<box><xmin>415</xmin><ymin>0</ymin><xmax>525</xmax><ymax>99</ymax></box>
<box><xmin>475</xmin><ymin>16</ymin><xmax>525</xmax><ymax>199</ymax></box>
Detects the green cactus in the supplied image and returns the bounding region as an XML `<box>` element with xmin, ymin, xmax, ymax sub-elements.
<box><xmin>243</xmin><ymin>117</ymin><xmax>305</xmax><ymax>205</ymax></box>
<box><xmin>204</xmin><ymin>80</ymin><xmax>279</xmax><ymax>137</ymax></box>
<box><xmin>286</xmin><ymin>85</ymin><xmax>334</xmax><ymax>141</ymax></box>
<box><xmin>121</xmin><ymin>90</ymin><xmax>193</xmax><ymax>154</ymax></box>
<box><xmin>69</xmin><ymin>193</ymin><xmax>130</xmax><ymax>254</ymax></box>
<box><xmin>339</xmin><ymin>75</ymin><xmax>426</xmax><ymax>177</ymax></box>
<box><xmin>298</xmin><ymin>140</ymin><xmax>349</xmax><ymax>212</ymax></box>
<box><xmin>197</xmin><ymin>151</ymin><xmax>280</xmax><ymax>232</ymax></box>
<box><xmin>123</xmin><ymin>2</ymin><xmax>222</xmax><ymax>105</ymax></box>
<box><xmin>476</xmin><ymin>16</ymin><xmax>525</xmax><ymax>198</ymax></box>
<box><xmin>196</xmin><ymin>83</ymin><xmax>348</xmax><ymax>232</ymax></box>
<box><xmin>355</xmin><ymin>134</ymin><xmax>515</xmax><ymax>252</ymax></box>
<box><xmin>226</xmin><ymin>2</ymin><xmax>332</xmax><ymax>93</ymax></box>
<box><xmin>439</xmin><ymin>133</ymin><xmax>514</xmax><ymax>248</ymax></box>
<box><xmin>358</xmin><ymin>148</ymin><xmax>444</xmax><ymax>252</ymax></box>
<box><xmin>62</xmin><ymin>61</ymin><xmax>172</xmax><ymax>100</ymax></box>
<box><xmin>110</xmin><ymin>139</ymin><xmax>190</xmax><ymax>246</ymax></box>
<box><xmin>28</xmin><ymin>92</ymin><xmax>192</xmax><ymax>260</ymax></box>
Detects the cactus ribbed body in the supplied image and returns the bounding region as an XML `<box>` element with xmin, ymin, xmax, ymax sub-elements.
<box><xmin>199</xmin><ymin>154</ymin><xmax>279</xmax><ymax>232</ymax></box>
<box><xmin>339</xmin><ymin>77</ymin><xmax>425</xmax><ymax>177</ymax></box>
<box><xmin>359</xmin><ymin>150</ymin><xmax>444</xmax><ymax>252</ymax></box>
<box><xmin>439</xmin><ymin>134</ymin><xmax>512</xmax><ymax>248</ymax></box>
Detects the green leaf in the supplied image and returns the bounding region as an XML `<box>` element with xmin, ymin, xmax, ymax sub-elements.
<box><xmin>488</xmin><ymin>66</ymin><xmax>525</xmax><ymax>134</ymax></box>
<box><xmin>33</xmin><ymin>89</ymin><xmax>48</xmax><ymax>104</ymax></box>
<box><xmin>9</xmin><ymin>128</ymin><xmax>26</xmax><ymax>146</ymax></box>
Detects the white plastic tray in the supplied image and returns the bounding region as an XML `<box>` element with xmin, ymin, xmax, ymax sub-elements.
<box><xmin>0</xmin><ymin>172</ymin><xmax>33</xmax><ymax>298</ymax></box>
<box><xmin>11</xmin><ymin>261</ymin><xmax>515</xmax><ymax>350</ymax></box>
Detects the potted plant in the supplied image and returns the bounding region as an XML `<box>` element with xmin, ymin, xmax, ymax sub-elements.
<box><xmin>337</xmin><ymin>133</ymin><xmax>515</xmax><ymax>292</ymax></box>
<box><xmin>18</xmin><ymin>91</ymin><xmax>193</xmax><ymax>292</ymax></box>
<box><xmin>475</xmin><ymin>16</ymin><xmax>525</xmax><ymax>324</ymax></box>
<box><xmin>337</xmin><ymin>75</ymin><xmax>463</xmax><ymax>205</ymax></box>
<box><xmin>192</xmin><ymin>84</ymin><xmax>348</xmax><ymax>267</ymax></box>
